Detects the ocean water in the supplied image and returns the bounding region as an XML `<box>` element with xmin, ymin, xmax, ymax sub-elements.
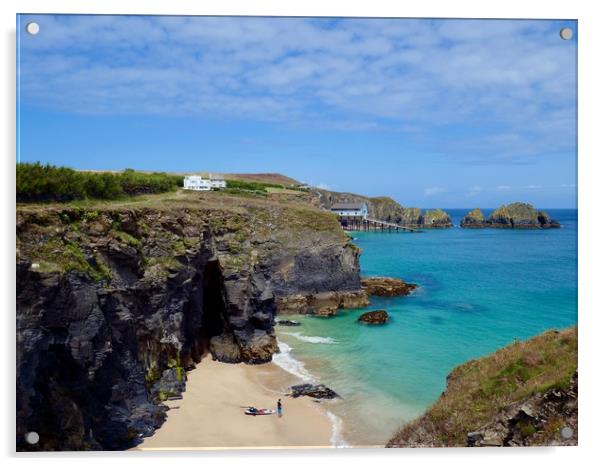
<box><xmin>275</xmin><ymin>209</ymin><xmax>578</xmax><ymax>446</ymax></box>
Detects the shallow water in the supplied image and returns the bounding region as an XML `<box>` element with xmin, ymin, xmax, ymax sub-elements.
<box><xmin>275</xmin><ymin>209</ymin><xmax>578</xmax><ymax>446</ymax></box>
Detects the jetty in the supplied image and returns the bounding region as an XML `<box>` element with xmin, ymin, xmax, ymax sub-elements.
<box><xmin>329</xmin><ymin>202</ymin><xmax>420</xmax><ymax>232</ymax></box>
<box><xmin>339</xmin><ymin>216</ymin><xmax>420</xmax><ymax>232</ymax></box>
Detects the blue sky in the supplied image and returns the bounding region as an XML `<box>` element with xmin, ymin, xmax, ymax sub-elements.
<box><xmin>17</xmin><ymin>15</ymin><xmax>577</xmax><ymax>208</ymax></box>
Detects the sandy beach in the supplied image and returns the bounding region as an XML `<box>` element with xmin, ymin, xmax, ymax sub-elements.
<box><xmin>134</xmin><ymin>355</ymin><xmax>334</xmax><ymax>450</ymax></box>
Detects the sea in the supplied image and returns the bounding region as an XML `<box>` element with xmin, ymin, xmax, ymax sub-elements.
<box><xmin>273</xmin><ymin>209</ymin><xmax>578</xmax><ymax>447</ymax></box>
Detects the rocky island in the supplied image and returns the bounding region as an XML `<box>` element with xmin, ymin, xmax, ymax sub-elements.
<box><xmin>387</xmin><ymin>327</ymin><xmax>577</xmax><ymax>447</ymax></box>
<box><xmin>460</xmin><ymin>203</ymin><xmax>561</xmax><ymax>229</ymax></box>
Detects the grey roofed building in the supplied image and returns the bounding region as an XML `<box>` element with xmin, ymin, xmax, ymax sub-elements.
<box><xmin>330</xmin><ymin>202</ymin><xmax>366</xmax><ymax>211</ymax></box>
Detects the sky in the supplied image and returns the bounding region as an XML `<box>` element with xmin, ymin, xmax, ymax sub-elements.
<box><xmin>17</xmin><ymin>15</ymin><xmax>577</xmax><ymax>208</ymax></box>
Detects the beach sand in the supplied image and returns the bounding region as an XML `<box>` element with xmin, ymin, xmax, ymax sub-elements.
<box><xmin>134</xmin><ymin>355</ymin><xmax>333</xmax><ymax>450</ymax></box>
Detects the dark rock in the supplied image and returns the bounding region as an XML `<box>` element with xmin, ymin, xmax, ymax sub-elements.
<box><xmin>466</xmin><ymin>371</ymin><xmax>578</xmax><ymax>447</ymax></box>
<box><xmin>358</xmin><ymin>310</ymin><xmax>389</xmax><ymax>324</ymax></box>
<box><xmin>277</xmin><ymin>319</ymin><xmax>301</xmax><ymax>326</ymax></box>
<box><xmin>290</xmin><ymin>383</ymin><xmax>339</xmax><ymax>399</ymax></box>
<box><xmin>361</xmin><ymin>277</ymin><xmax>417</xmax><ymax>297</ymax></box>
<box><xmin>16</xmin><ymin>204</ymin><xmax>361</xmax><ymax>450</ymax></box>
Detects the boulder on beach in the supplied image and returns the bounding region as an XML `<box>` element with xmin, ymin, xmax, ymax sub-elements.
<box><xmin>290</xmin><ymin>383</ymin><xmax>339</xmax><ymax>399</ymax></box>
<box><xmin>358</xmin><ymin>310</ymin><xmax>389</xmax><ymax>325</ymax></box>
<box><xmin>361</xmin><ymin>277</ymin><xmax>417</xmax><ymax>297</ymax></box>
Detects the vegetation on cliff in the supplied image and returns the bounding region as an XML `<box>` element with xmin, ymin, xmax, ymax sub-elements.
<box><xmin>387</xmin><ymin>327</ymin><xmax>577</xmax><ymax>447</ymax></box>
<box><xmin>17</xmin><ymin>163</ymin><xmax>182</xmax><ymax>202</ymax></box>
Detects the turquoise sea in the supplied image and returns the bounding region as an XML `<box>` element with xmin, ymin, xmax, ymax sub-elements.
<box><xmin>274</xmin><ymin>209</ymin><xmax>578</xmax><ymax>446</ymax></box>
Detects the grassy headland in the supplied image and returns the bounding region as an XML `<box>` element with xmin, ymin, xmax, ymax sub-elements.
<box><xmin>387</xmin><ymin>327</ymin><xmax>577</xmax><ymax>447</ymax></box>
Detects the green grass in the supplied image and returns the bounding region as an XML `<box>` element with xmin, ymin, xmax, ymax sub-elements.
<box><xmin>17</xmin><ymin>162</ymin><xmax>182</xmax><ymax>203</ymax></box>
<box><xmin>388</xmin><ymin>327</ymin><xmax>577</xmax><ymax>447</ymax></box>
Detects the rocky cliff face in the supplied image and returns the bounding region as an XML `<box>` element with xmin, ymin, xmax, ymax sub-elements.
<box><xmin>16</xmin><ymin>199</ymin><xmax>362</xmax><ymax>450</ymax></box>
<box><xmin>314</xmin><ymin>190</ymin><xmax>452</xmax><ymax>228</ymax></box>
<box><xmin>460</xmin><ymin>203</ymin><xmax>560</xmax><ymax>229</ymax></box>
<box><xmin>387</xmin><ymin>327</ymin><xmax>577</xmax><ymax>448</ymax></box>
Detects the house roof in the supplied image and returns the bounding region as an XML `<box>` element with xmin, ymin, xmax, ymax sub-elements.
<box><xmin>330</xmin><ymin>202</ymin><xmax>366</xmax><ymax>211</ymax></box>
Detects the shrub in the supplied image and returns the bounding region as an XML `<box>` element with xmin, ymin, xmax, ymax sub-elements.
<box><xmin>16</xmin><ymin>162</ymin><xmax>182</xmax><ymax>202</ymax></box>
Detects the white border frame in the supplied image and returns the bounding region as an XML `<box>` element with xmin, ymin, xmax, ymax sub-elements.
<box><xmin>3</xmin><ymin>1</ymin><xmax>600</xmax><ymax>465</ymax></box>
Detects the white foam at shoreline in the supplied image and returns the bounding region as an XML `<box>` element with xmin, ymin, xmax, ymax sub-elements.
<box><xmin>272</xmin><ymin>340</ymin><xmax>316</xmax><ymax>383</ymax></box>
<box><xmin>326</xmin><ymin>411</ymin><xmax>350</xmax><ymax>448</ymax></box>
<box><xmin>280</xmin><ymin>332</ymin><xmax>337</xmax><ymax>344</ymax></box>
<box><xmin>273</xmin><ymin>340</ymin><xmax>349</xmax><ymax>447</ymax></box>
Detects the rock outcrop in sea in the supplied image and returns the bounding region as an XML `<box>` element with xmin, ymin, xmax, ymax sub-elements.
<box><xmin>357</xmin><ymin>310</ymin><xmax>389</xmax><ymax>324</ymax></box>
<box><xmin>361</xmin><ymin>277</ymin><xmax>417</xmax><ymax>297</ymax></box>
<box><xmin>16</xmin><ymin>199</ymin><xmax>364</xmax><ymax>450</ymax></box>
<box><xmin>460</xmin><ymin>203</ymin><xmax>561</xmax><ymax>229</ymax></box>
<box><xmin>386</xmin><ymin>327</ymin><xmax>577</xmax><ymax>448</ymax></box>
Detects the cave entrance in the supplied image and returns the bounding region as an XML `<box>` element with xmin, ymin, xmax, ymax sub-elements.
<box><xmin>199</xmin><ymin>259</ymin><xmax>227</xmax><ymax>353</ymax></box>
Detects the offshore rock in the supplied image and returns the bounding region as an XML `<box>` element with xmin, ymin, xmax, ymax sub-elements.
<box><xmin>461</xmin><ymin>203</ymin><xmax>561</xmax><ymax>229</ymax></box>
<box><xmin>361</xmin><ymin>277</ymin><xmax>417</xmax><ymax>297</ymax></box>
<box><xmin>460</xmin><ymin>208</ymin><xmax>486</xmax><ymax>228</ymax></box>
<box><xmin>358</xmin><ymin>310</ymin><xmax>389</xmax><ymax>324</ymax></box>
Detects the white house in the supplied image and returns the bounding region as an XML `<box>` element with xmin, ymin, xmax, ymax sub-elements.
<box><xmin>209</xmin><ymin>174</ymin><xmax>226</xmax><ymax>189</ymax></box>
<box><xmin>183</xmin><ymin>174</ymin><xmax>227</xmax><ymax>191</ymax></box>
<box><xmin>330</xmin><ymin>202</ymin><xmax>369</xmax><ymax>219</ymax></box>
<box><xmin>183</xmin><ymin>176</ymin><xmax>211</xmax><ymax>191</ymax></box>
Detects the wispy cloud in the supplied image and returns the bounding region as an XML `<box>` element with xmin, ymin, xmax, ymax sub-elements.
<box><xmin>425</xmin><ymin>186</ymin><xmax>447</xmax><ymax>196</ymax></box>
<box><xmin>18</xmin><ymin>15</ymin><xmax>576</xmax><ymax>164</ymax></box>
<box><xmin>496</xmin><ymin>185</ymin><xmax>511</xmax><ymax>191</ymax></box>
<box><xmin>467</xmin><ymin>185</ymin><xmax>483</xmax><ymax>197</ymax></box>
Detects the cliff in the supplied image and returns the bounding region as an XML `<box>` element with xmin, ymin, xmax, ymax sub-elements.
<box><xmin>460</xmin><ymin>203</ymin><xmax>560</xmax><ymax>229</ymax></box>
<box><xmin>387</xmin><ymin>327</ymin><xmax>577</xmax><ymax>448</ymax></box>
<box><xmin>314</xmin><ymin>190</ymin><xmax>452</xmax><ymax>228</ymax></box>
<box><xmin>16</xmin><ymin>191</ymin><xmax>364</xmax><ymax>450</ymax></box>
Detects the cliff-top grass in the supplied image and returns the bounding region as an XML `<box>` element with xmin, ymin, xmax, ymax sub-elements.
<box><xmin>388</xmin><ymin>326</ymin><xmax>577</xmax><ymax>447</ymax></box>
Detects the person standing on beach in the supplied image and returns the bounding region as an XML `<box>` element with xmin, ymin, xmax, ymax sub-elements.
<box><xmin>277</xmin><ymin>399</ymin><xmax>282</xmax><ymax>418</ymax></box>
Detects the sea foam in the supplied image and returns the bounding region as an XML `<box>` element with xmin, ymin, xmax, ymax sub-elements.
<box><xmin>280</xmin><ymin>332</ymin><xmax>337</xmax><ymax>344</ymax></box>
<box><xmin>271</xmin><ymin>340</ymin><xmax>316</xmax><ymax>383</ymax></box>
<box><xmin>326</xmin><ymin>411</ymin><xmax>350</xmax><ymax>448</ymax></box>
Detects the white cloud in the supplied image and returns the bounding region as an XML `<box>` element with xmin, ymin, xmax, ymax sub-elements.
<box><xmin>497</xmin><ymin>185</ymin><xmax>511</xmax><ymax>191</ymax></box>
<box><xmin>425</xmin><ymin>187</ymin><xmax>447</xmax><ymax>196</ymax></box>
<box><xmin>467</xmin><ymin>185</ymin><xmax>483</xmax><ymax>197</ymax></box>
<box><xmin>18</xmin><ymin>15</ymin><xmax>576</xmax><ymax>163</ymax></box>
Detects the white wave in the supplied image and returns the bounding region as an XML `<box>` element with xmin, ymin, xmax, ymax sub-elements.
<box><xmin>272</xmin><ymin>340</ymin><xmax>316</xmax><ymax>383</ymax></box>
<box><xmin>326</xmin><ymin>411</ymin><xmax>350</xmax><ymax>448</ymax></box>
<box><xmin>280</xmin><ymin>332</ymin><xmax>337</xmax><ymax>344</ymax></box>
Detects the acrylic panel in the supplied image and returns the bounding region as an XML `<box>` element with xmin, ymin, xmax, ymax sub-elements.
<box><xmin>16</xmin><ymin>15</ymin><xmax>577</xmax><ymax>451</ymax></box>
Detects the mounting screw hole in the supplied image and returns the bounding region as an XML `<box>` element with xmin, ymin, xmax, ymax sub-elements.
<box><xmin>25</xmin><ymin>22</ymin><xmax>40</xmax><ymax>35</ymax></box>
<box><xmin>25</xmin><ymin>431</ymin><xmax>40</xmax><ymax>445</ymax></box>
<box><xmin>559</xmin><ymin>27</ymin><xmax>573</xmax><ymax>40</ymax></box>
